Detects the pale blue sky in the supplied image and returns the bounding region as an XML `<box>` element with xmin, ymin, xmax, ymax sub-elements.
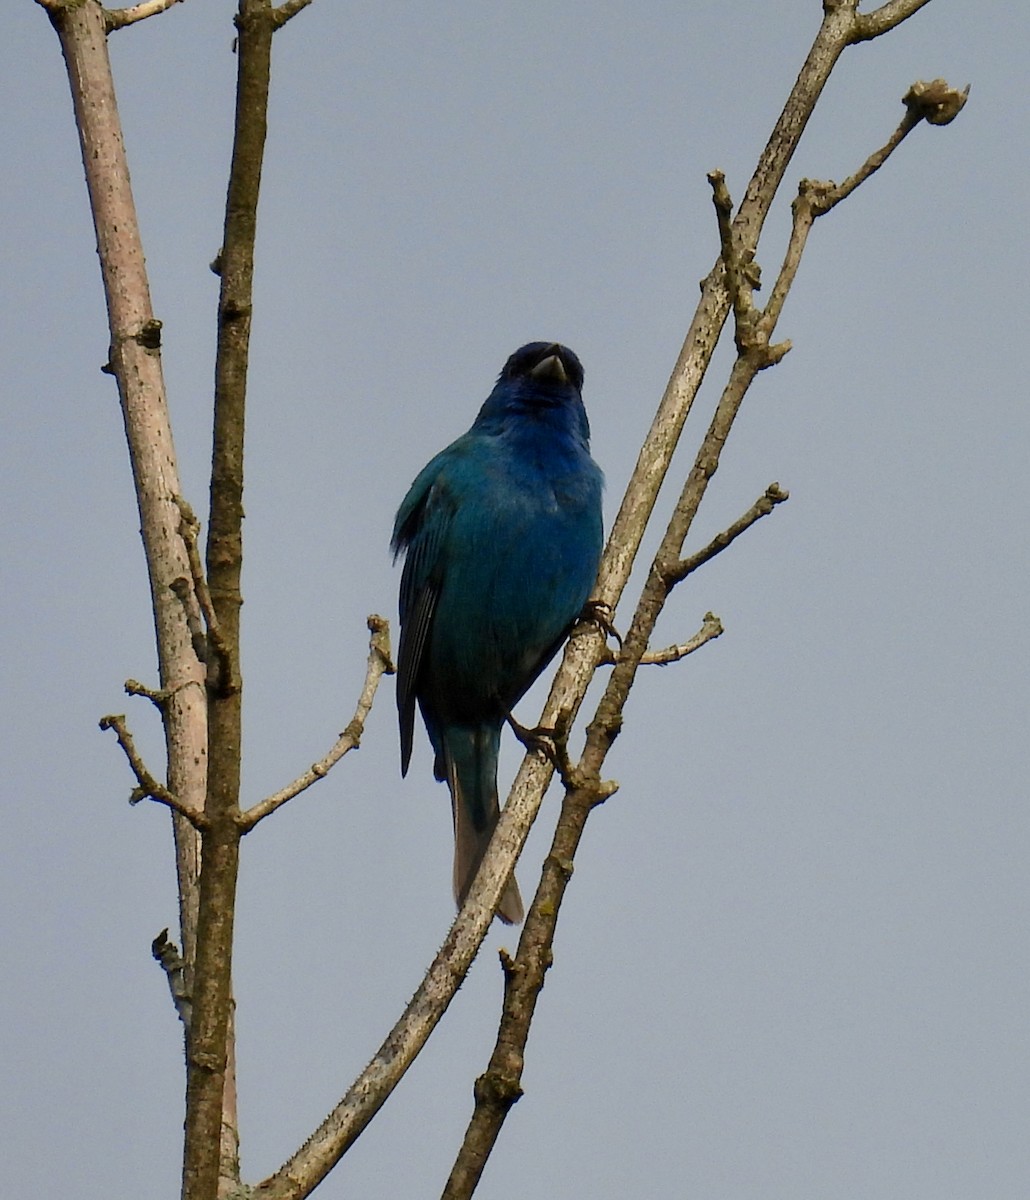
<box><xmin>3</xmin><ymin>3</ymin><xmax>1028</xmax><ymax>1197</ymax></box>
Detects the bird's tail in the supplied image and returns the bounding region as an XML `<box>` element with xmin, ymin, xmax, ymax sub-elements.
<box><xmin>442</xmin><ymin>723</ymin><xmax>524</xmax><ymax>925</ymax></box>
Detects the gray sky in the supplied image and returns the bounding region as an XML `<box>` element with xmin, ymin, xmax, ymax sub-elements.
<box><xmin>3</xmin><ymin>2</ymin><xmax>1028</xmax><ymax>1197</ymax></box>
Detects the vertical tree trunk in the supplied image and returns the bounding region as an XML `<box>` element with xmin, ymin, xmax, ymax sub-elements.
<box><xmin>183</xmin><ymin>4</ymin><xmax>275</xmax><ymax>1198</ymax></box>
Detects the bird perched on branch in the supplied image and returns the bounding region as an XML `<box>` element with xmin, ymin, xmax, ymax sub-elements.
<box><xmin>392</xmin><ymin>343</ymin><xmax>604</xmax><ymax>923</ymax></box>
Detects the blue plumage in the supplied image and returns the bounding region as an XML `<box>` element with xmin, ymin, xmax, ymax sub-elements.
<box><xmin>392</xmin><ymin>343</ymin><xmax>603</xmax><ymax>923</ymax></box>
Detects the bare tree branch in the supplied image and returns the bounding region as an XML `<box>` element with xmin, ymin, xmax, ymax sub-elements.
<box><xmin>595</xmin><ymin>611</ymin><xmax>724</xmax><ymax>666</ymax></box>
<box><xmin>707</xmin><ymin>169</ymin><xmax>762</xmax><ymax>354</ymax></box>
<box><xmin>271</xmin><ymin>0</ymin><xmax>312</xmax><ymax>29</ymax></box>
<box><xmin>105</xmin><ymin>0</ymin><xmax>185</xmax><ymax>31</ymax></box>
<box><xmin>665</xmin><ymin>483</ymin><xmax>789</xmax><ymax>585</ymax></box>
<box><xmin>172</xmin><ymin>495</ymin><xmax>236</xmax><ymax>688</ymax></box>
<box><xmin>124</xmin><ymin>678</ymin><xmax>172</xmax><ymax>708</ymax></box>
<box><xmin>182</xmin><ymin>0</ymin><xmax>280</xmax><ymax>1195</ymax></box>
<box><xmin>238</xmin><ymin>616</ymin><xmax>394</xmax><ymax>831</ymax></box>
<box><xmin>642</xmin><ymin>615</ymin><xmax>725</xmax><ymax>665</ymax></box>
<box><xmin>709</xmin><ymin>173</ymin><xmax>793</xmax><ymax>369</ymax></box>
<box><xmin>850</xmin><ymin>0</ymin><xmax>935</xmax><ymax>43</ymax></box>
<box><xmin>99</xmin><ymin>714</ymin><xmax>208</xmax><ymax>827</ymax></box>
<box><xmin>584</xmin><ymin>80</ymin><xmax>971</xmax><ymax>805</ymax></box>
<box><xmin>440</xmin><ymin>334</ymin><xmax>777</xmax><ymax>1200</ymax></box>
<box><xmin>590</xmin><ymin>4</ymin><xmax>863</xmax><ymax>632</ymax></box>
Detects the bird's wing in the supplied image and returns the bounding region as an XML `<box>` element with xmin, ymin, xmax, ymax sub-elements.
<box><xmin>392</xmin><ymin>454</ymin><xmax>458</xmax><ymax>775</ymax></box>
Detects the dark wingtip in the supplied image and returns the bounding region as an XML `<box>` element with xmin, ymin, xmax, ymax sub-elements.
<box><xmin>400</xmin><ymin>727</ymin><xmax>413</xmax><ymax>777</ymax></box>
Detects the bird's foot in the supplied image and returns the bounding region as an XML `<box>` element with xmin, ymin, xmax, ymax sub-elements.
<box><xmin>507</xmin><ymin>714</ymin><xmax>558</xmax><ymax>758</ymax></box>
<box><xmin>507</xmin><ymin>712</ymin><xmax>578</xmax><ymax>786</ymax></box>
<box><xmin>581</xmin><ymin>599</ymin><xmax>622</xmax><ymax>648</ymax></box>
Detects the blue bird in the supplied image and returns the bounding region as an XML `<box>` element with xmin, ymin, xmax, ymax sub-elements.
<box><xmin>392</xmin><ymin>343</ymin><xmax>604</xmax><ymax>923</ymax></box>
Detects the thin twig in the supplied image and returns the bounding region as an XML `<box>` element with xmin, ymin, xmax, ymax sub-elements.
<box><xmin>99</xmin><ymin>713</ymin><xmax>207</xmax><ymax>827</ymax></box>
<box><xmin>153</xmin><ymin>928</ymin><xmax>193</xmax><ymax>1030</ymax></box>
<box><xmin>665</xmin><ymin>483</ymin><xmax>789</xmax><ymax>584</ymax></box>
<box><xmin>709</xmin><ymin>172</ymin><xmax>790</xmax><ymax>368</ymax></box>
<box><xmin>173</xmin><ymin>495</ymin><xmax>236</xmax><ymax>689</ymax></box>
<box><xmin>597</xmin><ymin>611</ymin><xmax>724</xmax><ymax>667</ymax></box>
<box><xmin>645</xmin><ymin>613</ymin><xmax>725</xmax><ymax>665</ymax></box>
<box><xmin>125</xmin><ymin>677</ymin><xmax>171</xmax><ymax>708</ymax></box>
<box><xmin>817</xmin><ymin>112</ymin><xmax>920</xmax><ymax>207</ymax></box>
<box><xmin>106</xmin><ymin>0</ymin><xmax>184</xmax><ymax>31</ymax></box>
<box><xmin>708</xmin><ymin>169</ymin><xmax>760</xmax><ymax>351</ymax></box>
<box><xmin>642</xmin><ymin>617</ymin><xmax>724</xmax><ymax>664</ymax></box>
<box><xmin>169</xmin><ymin>578</ymin><xmax>209</xmax><ymax>667</ymax></box>
<box><xmin>237</xmin><ymin>616</ymin><xmax>394</xmax><ymax>831</ymax></box>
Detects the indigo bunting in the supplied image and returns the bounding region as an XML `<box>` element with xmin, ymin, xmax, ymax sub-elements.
<box><xmin>392</xmin><ymin>343</ymin><xmax>603</xmax><ymax>923</ymax></box>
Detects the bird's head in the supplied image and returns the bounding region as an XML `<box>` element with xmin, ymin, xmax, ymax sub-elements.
<box><xmin>499</xmin><ymin>342</ymin><xmax>585</xmax><ymax>397</ymax></box>
<box><xmin>475</xmin><ymin>342</ymin><xmax>589</xmax><ymax>442</ymax></box>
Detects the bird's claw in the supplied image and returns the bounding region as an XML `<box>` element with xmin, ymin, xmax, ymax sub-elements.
<box><xmin>582</xmin><ymin>599</ymin><xmax>622</xmax><ymax>648</ymax></box>
<box><xmin>507</xmin><ymin>713</ymin><xmax>579</xmax><ymax>785</ymax></box>
<box><xmin>507</xmin><ymin>714</ymin><xmax>559</xmax><ymax>761</ymax></box>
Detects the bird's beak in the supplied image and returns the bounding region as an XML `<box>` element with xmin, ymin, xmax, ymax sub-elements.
<box><xmin>529</xmin><ymin>348</ymin><xmax>568</xmax><ymax>385</ymax></box>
